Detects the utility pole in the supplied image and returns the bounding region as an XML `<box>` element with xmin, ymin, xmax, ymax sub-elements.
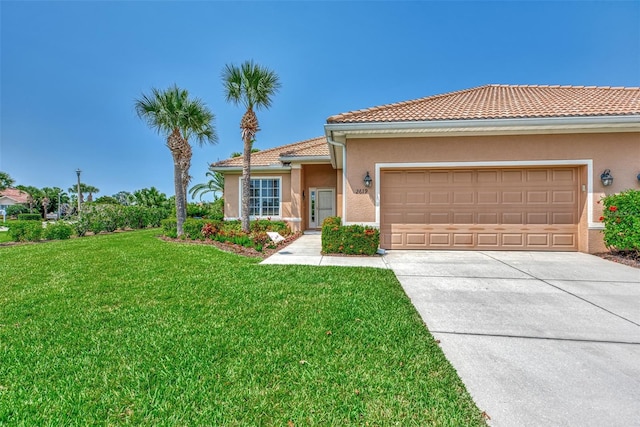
<box><xmin>76</xmin><ymin>168</ymin><xmax>82</xmax><ymax>216</ymax></box>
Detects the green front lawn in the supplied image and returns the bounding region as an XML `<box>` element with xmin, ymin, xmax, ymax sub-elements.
<box><xmin>0</xmin><ymin>229</ymin><xmax>485</xmax><ymax>426</ymax></box>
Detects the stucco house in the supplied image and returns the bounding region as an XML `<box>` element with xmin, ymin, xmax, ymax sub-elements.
<box><xmin>211</xmin><ymin>84</ymin><xmax>640</xmax><ymax>253</ymax></box>
<box><xmin>0</xmin><ymin>188</ymin><xmax>29</xmax><ymax>211</ymax></box>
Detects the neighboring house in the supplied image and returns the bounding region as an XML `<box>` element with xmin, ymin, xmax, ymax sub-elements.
<box><xmin>0</xmin><ymin>188</ymin><xmax>29</xmax><ymax>211</ymax></box>
<box><xmin>211</xmin><ymin>84</ymin><xmax>640</xmax><ymax>253</ymax></box>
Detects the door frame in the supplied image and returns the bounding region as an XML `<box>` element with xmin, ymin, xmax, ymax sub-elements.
<box><xmin>308</xmin><ymin>187</ymin><xmax>335</xmax><ymax>229</ymax></box>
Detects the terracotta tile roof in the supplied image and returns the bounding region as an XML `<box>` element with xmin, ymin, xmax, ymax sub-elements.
<box><xmin>327</xmin><ymin>84</ymin><xmax>640</xmax><ymax>123</ymax></box>
<box><xmin>0</xmin><ymin>188</ymin><xmax>29</xmax><ymax>203</ymax></box>
<box><xmin>212</xmin><ymin>136</ymin><xmax>329</xmax><ymax>168</ymax></box>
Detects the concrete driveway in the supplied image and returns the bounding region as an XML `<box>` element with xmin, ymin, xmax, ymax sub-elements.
<box><xmin>385</xmin><ymin>250</ymin><xmax>640</xmax><ymax>427</ymax></box>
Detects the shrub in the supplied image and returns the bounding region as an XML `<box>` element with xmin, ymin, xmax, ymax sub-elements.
<box><xmin>321</xmin><ymin>216</ymin><xmax>380</xmax><ymax>256</ymax></box>
<box><xmin>6</xmin><ymin>205</ymin><xmax>28</xmax><ymax>216</ymax></box>
<box><xmin>44</xmin><ymin>222</ymin><xmax>73</xmax><ymax>240</ymax></box>
<box><xmin>161</xmin><ymin>217</ymin><xmax>290</xmax><ymax>252</ymax></box>
<box><xmin>8</xmin><ymin>220</ymin><xmax>43</xmax><ymax>242</ymax></box>
<box><xmin>161</xmin><ymin>218</ymin><xmax>178</xmax><ymax>238</ymax></box>
<box><xmin>187</xmin><ymin>203</ymin><xmax>210</xmax><ymax>218</ymax></box>
<box><xmin>17</xmin><ymin>213</ymin><xmax>41</xmax><ymax>221</ymax></box>
<box><xmin>210</xmin><ymin>198</ymin><xmax>224</xmax><ymax>221</ymax></box>
<box><xmin>601</xmin><ymin>189</ymin><xmax>640</xmax><ymax>254</ymax></box>
<box><xmin>183</xmin><ymin>218</ymin><xmax>207</xmax><ymax>240</ymax></box>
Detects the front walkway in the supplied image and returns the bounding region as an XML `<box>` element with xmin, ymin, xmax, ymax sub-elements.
<box><xmin>260</xmin><ymin>231</ymin><xmax>388</xmax><ymax>268</ymax></box>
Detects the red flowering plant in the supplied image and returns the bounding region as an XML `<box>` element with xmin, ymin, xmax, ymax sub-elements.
<box><xmin>600</xmin><ymin>190</ymin><xmax>640</xmax><ymax>254</ymax></box>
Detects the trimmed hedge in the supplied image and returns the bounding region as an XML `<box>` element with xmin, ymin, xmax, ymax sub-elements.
<box><xmin>75</xmin><ymin>204</ymin><xmax>169</xmax><ymax>236</ymax></box>
<box><xmin>17</xmin><ymin>213</ymin><xmax>41</xmax><ymax>221</ymax></box>
<box><xmin>44</xmin><ymin>222</ymin><xmax>73</xmax><ymax>240</ymax></box>
<box><xmin>601</xmin><ymin>189</ymin><xmax>640</xmax><ymax>253</ymax></box>
<box><xmin>321</xmin><ymin>216</ymin><xmax>380</xmax><ymax>256</ymax></box>
<box><xmin>8</xmin><ymin>220</ymin><xmax>43</xmax><ymax>242</ymax></box>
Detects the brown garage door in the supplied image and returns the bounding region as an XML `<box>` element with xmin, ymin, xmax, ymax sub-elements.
<box><xmin>380</xmin><ymin>167</ymin><xmax>580</xmax><ymax>251</ymax></box>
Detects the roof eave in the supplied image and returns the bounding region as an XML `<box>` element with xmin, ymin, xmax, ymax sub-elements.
<box><xmin>325</xmin><ymin>115</ymin><xmax>640</xmax><ymax>138</ymax></box>
<box><xmin>279</xmin><ymin>155</ymin><xmax>331</xmax><ymax>163</ymax></box>
<box><xmin>210</xmin><ymin>164</ymin><xmax>292</xmax><ymax>173</ymax></box>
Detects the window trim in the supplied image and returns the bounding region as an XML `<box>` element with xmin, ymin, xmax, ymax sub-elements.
<box><xmin>238</xmin><ymin>176</ymin><xmax>283</xmax><ymax>219</ymax></box>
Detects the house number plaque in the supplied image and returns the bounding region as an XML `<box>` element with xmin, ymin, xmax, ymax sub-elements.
<box><xmin>354</xmin><ymin>188</ymin><xmax>369</xmax><ymax>194</ymax></box>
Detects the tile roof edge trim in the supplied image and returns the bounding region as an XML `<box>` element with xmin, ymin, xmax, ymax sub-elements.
<box><xmin>325</xmin><ymin>114</ymin><xmax>640</xmax><ymax>133</ymax></box>
<box><xmin>210</xmin><ymin>165</ymin><xmax>293</xmax><ymax>172</ymax></box>
<box><xmin>279</xmin><ymin>155</ymin><xmax>331</xmax><ymax>162</ymax></box>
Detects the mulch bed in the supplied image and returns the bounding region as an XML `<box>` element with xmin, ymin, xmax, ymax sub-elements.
<box><xmin>159</xmin><ymin>233</ymin><xmax>303</xmax><ymax>259</ymax></box>
<box><xmin>593</xmin><ymin>251</ymin><xmax>640</xmax><ymax>269</ymax></box>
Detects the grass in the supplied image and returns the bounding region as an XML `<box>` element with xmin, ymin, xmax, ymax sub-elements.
<box><xmin>0</xmin><ymin>231</ymin><xmax>10</xmax><ymax>243</ymax></box>
<box><xmin>0</xmin><ymin>229</ymin><xmax>485</xmax><ymax>426</ymax></box>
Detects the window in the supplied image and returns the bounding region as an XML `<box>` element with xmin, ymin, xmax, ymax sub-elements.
<box><xmin>248</xmin><ymin>178</ymin><xmax>280</xmax><ymax>217</ymax></box>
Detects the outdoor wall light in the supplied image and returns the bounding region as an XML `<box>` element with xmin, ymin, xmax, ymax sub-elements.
<box><xmin>364</xmin><ymin>171</ymin><xmax>372</xmax><ymax>188</ymax></box>
<box><xmin>600</xmin><ymin>169</ymin><xmax>613</xmax><ymax>186</ymax></box>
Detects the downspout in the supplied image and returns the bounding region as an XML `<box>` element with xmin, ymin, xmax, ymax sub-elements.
<box><xmin>326</xmin><ymin>131</ymin><xmax>347</xmax><ymax>224</ymax></box>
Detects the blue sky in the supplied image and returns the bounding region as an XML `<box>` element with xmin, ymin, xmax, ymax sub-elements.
<box><xmin>2</xmin><ymin>1</ymin><xmax>639</xmax><ymax>199</ymax></box>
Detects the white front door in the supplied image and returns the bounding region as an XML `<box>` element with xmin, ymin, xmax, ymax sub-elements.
<box><xmin>309</xmin><ymin>188</ymin><xmax>335</xmax><ymax>229</ymax></box>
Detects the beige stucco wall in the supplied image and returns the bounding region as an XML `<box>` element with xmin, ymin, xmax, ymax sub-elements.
<box><xmin>344</xmin><ymin>132</ymin><xmax>640</xmax><ymax>253</ymax></box>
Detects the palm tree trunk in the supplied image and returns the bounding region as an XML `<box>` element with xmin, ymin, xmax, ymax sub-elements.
<box><xmin>168</xmin><ymin>128</ymin><xmax>190</xmax><ymax>236</ymax></box>
<box><xmin>173</xmin><ymin>158</ymin><xmax>186</xmax><ymax>236</ymax></box>
<box><xmin>241</xmin><ymin>135</ymin><xmax>251</xmax><ymax>233</ymax></box>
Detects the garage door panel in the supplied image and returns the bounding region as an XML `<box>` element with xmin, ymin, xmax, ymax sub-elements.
<box><xmin>478</xmin><ymin>191</ymin><xmax>500</xmax><ymax>204</ymax></box>
<box><xmin>553</xmin><ymin>169</ymin><xmax>576</xmax><ymax>181</ymax></box>
<box><xmin>453</xmin><ymin>212</ymin><xmax>474</xmax><ymax>224</ymax></box>
<box><xmin>502</xmin><ymin>192</ymin><xmax>524</xmax><ymax>203</ymax></box>
<box><xmin>478</xmin><ymin>212</ymin><xmax>499</xmax><ymax>224</ymax></box>
<box><xmin>453</xmin><ymin>171</ymin><xmax>473</xmax><ymax>183</ymax></box>
<box><xmin>478</xmin><ymin>233</ymin><xmax>499</xmax><ymax>246</ymax></box>
<box><xmin>429</xmin><ymin>192</ymin><xmax>450</xmax><ymax>204</ymax></box>
<box><xmin>405</xmin><ymin>212</ymin><xmax>427</xmax><ymax>224</ymax></box>
<box><xmin>405</xmin><ymin>192</ymin><xmax>426</xmax><ymax>204</ymax></box>
<box><xmin>527</xmin><ymin>212</ymin><xmax>549</xmax><ymax>224</ymax></box>
<box><xmin>552</xmin><ymin>212</ymin><xmax>575</xmax><ymax>224</ymax></box>
<box><xmin>527</xmin><ymin>169</ymin><xmax>549</xmax><ymax>181</ymax></box>
<box><xmin>503</xmin><ymin>213</ymin><xmax>524</xmax><ymax>224</ymax></box>
<box><xmin>527</xmin><ymin>191</ymin><xmax>549</xmax><ymax>203</ymax></box>
<box><xmin>453</xmin><ymin>192</ymin><xmax>474</xmax><ymax>204</ymax></box>
<box><xmin>380</xmin><ymin>167</ymin><xmax>579</xmax><ymax>251</ymax></box>
<box><xmin>405</xmin><ymin>171</ymin><xmax>426</xmax><ymax>184</ymax></box>
<box><xmin>478</xmin><ymin>170</ymin><xmax>499</xmax><ymax>182</ymax></box>
<box><xmin>552</xmin><ymin>191</ymin><xmax>575</xmax><ymax>203</ymax></box>
<box><xmin>429</xmin><ymin>172</ymin><xmax>449</xmax><ymax>183</ymax></box>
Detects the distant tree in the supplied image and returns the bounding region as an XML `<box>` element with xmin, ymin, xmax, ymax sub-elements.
<box><xmin>189</xmin><ymin>170</ymin><xmax>224</xmax><ymax>201</ymax></box>
<box><xmin>68</xmin><ymin>183</ymin><xmax>99</xmax><ymax>203</ymax></box>
<box><xmin>113</xmin><ymin>191</ymin><xmax>135</xmax><ymax>206</ymax></box>
<box><xmin>222</xmin><ymin>60</ymin><xmax>280</xmax><ymax>232</ymax></box>
<box><xmin>133</xmin><ymin>187</ymin><xmax>169</xmax><ymax>208</ymax></box>
<box><xmin>16</xmin><ymin>185</ymin><xmax>43</xmax><ymax>213</ymax></box>
<box><xmin>94</xmin><ymin>196</ymin><xmax>119</xmax><ymax>205</ymax></box>
<box><xmin>135</xmin><ymin>85</ymin><xmax>217</xmax><ymax>236</ymax></box>
<box><xmin>0</xmin><ymin>171</ymin><xmax>15</xmax><ymax>191</ymax></box>
<box><xmin>40</xmin><ymin>187</ymin><xmax>69</xmax><ymax>216</ymax></box>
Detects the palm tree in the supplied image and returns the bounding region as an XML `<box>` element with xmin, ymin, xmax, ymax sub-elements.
<box><xmin>222</xmin><ymin>60</ymin><xmax>280</xmax><ymax>232</ymax></box>
<box><xmin>67</xmin><ymin>183</ymin><xmax>99</xmax><ymax>204</ymax></box>
<box><xmin>133</xmin><ymin>187</ymin><xmax>168</xmax><ymax>208</ymax></box>
<box><xmin>189</xmin><ymin>170</ymin><xmax>224</xmax><ymax>201</ymax></box>
<box><xmin>135</xmin><ymin>85</ymin><xmax>217</xmax><ymax>236</ymax></box>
